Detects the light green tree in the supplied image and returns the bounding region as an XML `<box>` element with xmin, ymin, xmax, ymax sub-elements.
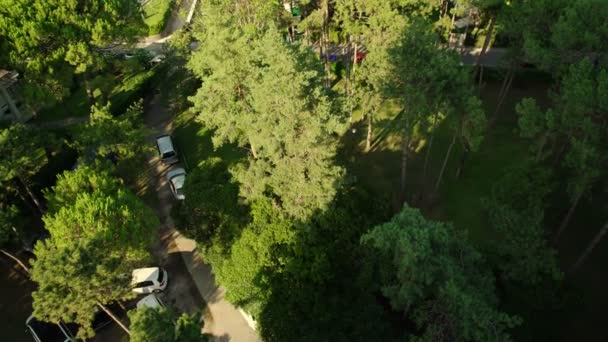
<box><xmin>73</xmin><ymin>101</ymin><xmax>150</xmax><ymax>165</ymax></box>
<box><xmin>190</xmin><ymin>25</ymin><xmax>346</xmax><ymax>219</ymax></box>
<box><xmin>32</xmin><ymin>170</ymin><xmax>158</xmax><ymax>338</ymax></box>
<box><xmin>44</xmin><ymin>164</ymin><xmax>120</xmax><ymax>214</ymax></box>
<box><xmin>31</xmin><ymin>238</ymin><xmax>137</xmax><ymax>338</ymax></box>
<box><xmin>0</xmin><ymin>0</ymin><xmax>145</xmax><ymax>104</ymax></box>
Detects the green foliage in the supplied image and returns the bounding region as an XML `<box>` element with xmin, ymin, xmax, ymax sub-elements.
<box><xmin>129</xmin><ymin>307</ymin><xmax>177</xmax><ymax>342</ymax></box>
<box><xmin>0</xmin><ymin>124</ymin><xmax>48</xmax><ymax>185</ymax></box>
<box><xmin>517</xmin><ymin>59</ymin><xmax>606</xmax><ymax>201</ymax></box>
<box><xmin>72</xmin><ymin>101</ymin><xmax>150</xmax><ymax>166</ymax></box>
<box><xmin>31</xmin><ymin>239</ymin><xmax>137</xmax><ymax>339</ymax></box>
<box><xmin>0</xmin><ymin>202</ymin><xmax>19</xmax><ymax>246</ymax></box>
<box><xmin>0</xmin><ymin>0</ymin><xmax>145</xmax><ymax>103</ymax></box>
<box><xmin>173</xmin><ymin>158</ymin><xmax>245</xmax><ymax>246</ymax></box>
<box><xmin>362</xmin><ymin>205</ymin><xmax>520</xmax><ymax>341</ymax></box>
<box><xmin>175</xmin><ymin>311</ymin><xmax>209</xmax><ymax>342</ymax></box>
<box><xmin>42</xmin><ymin>187</ymin><xmax>157</xmax><ymax>253</ymax></box>
<box><xmin>214</xmin><ymin>199</ymin><xmax>296</xmax><ymax>316</ymax></box>
<box><xmin>190</xmin><ymin>17</ymin><xmax>346</xmax><ymax>218</ymax></box>
<box><xmin>129</xmin><ymin>307</ymin><xmax>209</xmax><ymax>342</ymax></box>
<box><xmin>257</xmin><ymin>188</ymin><xmax>394</xmax><ymax>342</ymax></box>
<box><xmin>32</xmin><ymin>166</ymin><xmax>157</xmax><ymax>338</ymax></box>
<box><xmin>44</xmin><ymin>165</ymin><xmax>121</xmax><ymax>214</ymax></box>
<box><xmin>483</xmin><ymin>164</ymin><xmax>562</xmax><ymax>285</ymax></box>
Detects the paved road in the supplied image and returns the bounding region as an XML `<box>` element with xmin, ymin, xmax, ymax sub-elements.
<box><xmin>143</xmin><ymin>93</ymin><xmax>260</xmax><ymax>342</ymax></box>
<box><xmin>313</xmin><ymin>42</ymin><xmax>509</xmax><ymax>67</ymax></box>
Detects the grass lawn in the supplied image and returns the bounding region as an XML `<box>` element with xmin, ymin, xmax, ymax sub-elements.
<box><xmin>142</xmin><ymin>0</ymin><xmax>174</xmax><ymax>36</ymax></box>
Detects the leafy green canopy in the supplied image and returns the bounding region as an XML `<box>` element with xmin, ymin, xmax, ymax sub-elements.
<box><xmin>44</xmin><ymin>164</ymin><xmax>121</xmax><ymax>214</ymax></box>
<box><xmin>129</xmin><ymin>306</ymin><xmax>209</xmax><ymax>342</ymax></box>
<box><xmin>0</xmin><ymin>124</ymin><xmax>48</xmax><ymax>185</ymax></box>
<box><xmin>32</xmin><ymin>167</ymin><xmax>158</xmax><ymax>338</ymax></box>
<box><xmin>31</xmin><ymin>238</ymin><xmax>137</xmax><ymax>338</ymax></box>
<box><xmin>0</xmin><ymin>0</ymin><xmax>145</xmax><ymax>102</ymax></box>
<box><xmin>483</xmin><ymin>164</ymin><xmax>562</xmax><ymax>285</ymax></box>
<box><xmin>72</xmin><ymin>101</ymin><xmax>150</xmax><ymax>164</ymax></box>
<box><xmin>190</xmin><ymin>20</ymin><xmax>346</xmax><ymax>218</ymax></box>
<box><xmin>362</xmin><ymin>205</ymin><xmax>520</xmax><ymax>341</ymax></box>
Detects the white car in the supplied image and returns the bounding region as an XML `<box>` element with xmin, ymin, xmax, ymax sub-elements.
<box><xmin>131</xmin><ymin>267</ymin><xmax>168</xmax><ymax>294</ymax></box>
<box><xmin>156</xmin><ymin>135</ymin><xmax>179</xmax><ymax>165</ymax></box>
<box><xmin>167</xmin><ymin>167</ymin><xmax>186</xmax><ymax>200</ymax></box>
<box><xmin>26</xmin><ymin>315</ymin><xmax>76</xmax><ymax>342</ymax></box>
<box><xmin>136</xmin><ymin>294</ymin><xmax>165</xmax><ymax>309</ymax></box>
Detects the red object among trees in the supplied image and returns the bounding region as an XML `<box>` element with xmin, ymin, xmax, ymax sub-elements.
<box><xmin>355</xmin><ymin>52</ymin><xmax>367</xmax><ymax>63</ymax></box>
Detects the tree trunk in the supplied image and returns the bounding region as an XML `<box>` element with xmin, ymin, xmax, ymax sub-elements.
<box><xmin>0</xmin><ymin>249</ymin><xmax>30</xmax><ymax>274</ymax></box>
<box><xmin>366</xmin><ymin>111</ymin><xmax>373</xmax><ymax>151</ymax></box>
<box><xmin>554</xmin><ymin>190</ymin><xmax>584</xmax><ymax>243</ymax></box>
<box><xmin>322</xmin><ymin>0</ymin><xmax>331</xmax><ymax>88</ymax></box>
<box><xmin>569</xmin><ymin>222</ymin><xmax>608</xmax><ymax>274</ymax></box>
<box><xmin>96</xmin><ymin>302</ymin><xmax>130</xmax><ymax>335</ymax></box>
<box><xmin>475</xmin><ymin>16</ymin><xmax>496</xmax><ymax>87</ymax></box>
<box><xmin>447</xmin><ymin>9</ymin><xmax>457</xmax><ymax>47</ymax></box>
<box><xmin>535</xmin><ymin>134</ymin><xmax>548</xmax><ymax>162</ymax></box>
<box><xmin>422</xmin><ymin>111</ymin><xmax>440</xmax><ymax>180</ymax></box>
<box><xmin>249</xmin><ymin>141</ymin><xmax>258</xmax><ymax>159</ymax></box>
<box><xmin>18</xmin><ymin>177</ymin><xmax>43</xmax><ymax>215</ymax></box>
<box><xmin>14</xmin><ymin>183</ymin><xmax>40</xmax><ymax>217</ymax></box>
<box><xmin>491</xmin><ymin>67</ymin><xmax>514</xmax><ymax>125</ymax></box>
<box><xmin>400</xmin><ymin>133</ymin><xmax>410</xmax><ymax>203</ymax></box>
<box><xmin>349</xmin><ymin>41</ymin><xmax>358</xmax><ymax>123</ymax></box>
<box><xmin>435</xmin><ymin>130</ymin><xmax>458</xmax><ymax>192</ymax></box>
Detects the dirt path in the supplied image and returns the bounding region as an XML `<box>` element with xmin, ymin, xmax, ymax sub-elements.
<box><xmin>143</xmin><ymin>94</ymin><xmax>260</xmax><ymax>342</ymax></box>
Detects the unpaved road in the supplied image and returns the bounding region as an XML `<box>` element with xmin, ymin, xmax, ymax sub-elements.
<box><xmin>143</xmin><ymin>93</ymin><xmax>260</xmax><ymax>342</ymax></box>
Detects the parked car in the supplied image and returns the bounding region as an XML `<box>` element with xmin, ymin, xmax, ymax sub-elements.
<box><xmin>150</xmin><ymin>54</ymin><xmax>166</xmax><ymax>64</ymax></box>
<box><xmin>131</xmin><ymin>267</ymin><xmax>168</xmax><ymax>294</ymax></box>
<box><xmin>167</xmin><ymin>167</ymin><xmax>186</xmax><ymax>200</ymax></box>
<box><xmin>26</xmin><ymin>315</ymin><xmax>76</xmax><ymax>342</ymax></box>
<box><xmin>136</xmin><ymin>294</ymin><xmax>165</xmax><ymax>309</ymax></box>
<box><xmin>156</xmin><ymin>135</ymin><xmax>179</xmax><ymax>165</ymax></box>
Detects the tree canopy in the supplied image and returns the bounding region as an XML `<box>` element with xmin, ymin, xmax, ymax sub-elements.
<box><xmin>0</xmin><ymin>0</ymin><xmax>145</xmax><ymax>103</ymax></box>
<box><xmin>129</xmin><ymin>307</ymin><xmax>209</xmax><ymax>342</ymax></box>
<box><xmin>362</xmin><ymin>205</ymin><xmax>520</xmax><ymax>341</ymax></box>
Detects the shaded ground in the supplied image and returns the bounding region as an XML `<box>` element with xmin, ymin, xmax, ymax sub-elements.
<box><xmin>0</xmin><ymin>252</ymin><xmax>35</xmax><ymax>342</ymax></box>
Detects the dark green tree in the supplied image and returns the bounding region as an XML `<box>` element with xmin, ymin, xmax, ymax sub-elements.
<box><xmin>0</xmin><ymin>124</ymin><xmax>51</xmax><ymax>214</ymax></box>
<box><xmin>129</xmin><ymin>307</ymin><xmax>209</xmax><ymax>342</ymax></box>
<box><xmin>362</xmin><ymin>205</ymin><xmax>520</xmax><ymax>341</ymax></box>
<box><xmin>483</xmin><ymin>164</ymin><xmax>562</xmax><ymax>285</ymax></box>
